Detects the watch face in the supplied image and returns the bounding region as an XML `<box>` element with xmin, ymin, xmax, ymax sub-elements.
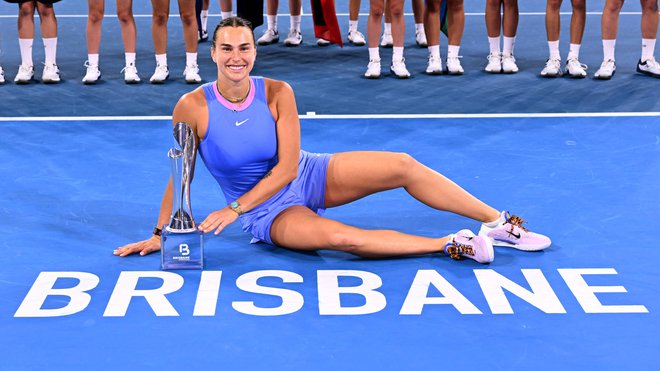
<box><xmin>231</xmin><ymin>201</ymin><xmax>239</xmax><ymax>208</ymax></box>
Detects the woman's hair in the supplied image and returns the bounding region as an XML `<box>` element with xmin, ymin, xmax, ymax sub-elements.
<box><xmin>211</xmin><ymin>17</ymin><xmax>254</xmax><ymax>48</ymax></box>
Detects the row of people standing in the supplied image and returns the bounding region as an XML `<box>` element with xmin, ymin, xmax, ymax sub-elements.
<box><xmin>0</xmin><ymin>0</ymin><xmax>658</xmax><ymax>84</ymax></box>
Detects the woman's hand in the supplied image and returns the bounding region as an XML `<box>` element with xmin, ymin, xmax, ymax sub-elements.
<box><xmin>114</xmin><ymin>235</ymin><xmax>161</xmax><ymax>257</ymax></box>
<box><xmin>198</xmin><ymin>207</ymin><xmax>239</xmax><ymax>235</ymax></box>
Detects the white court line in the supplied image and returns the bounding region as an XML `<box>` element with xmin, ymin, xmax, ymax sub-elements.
<box><xmin>1</xmin><ymin>112</ymin><xmax>660</xmax><ymax>122</ymax></box>
<box><xmin>0</xmin><ymin>12</ymin><xmax>648</xmax><ymax>19</ymax></box>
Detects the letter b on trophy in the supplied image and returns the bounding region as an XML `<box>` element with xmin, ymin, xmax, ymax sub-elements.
<box><xmin>161</xmin><ymin>122</ymin><xmax>204</xmax><ymax>270</ymax></box>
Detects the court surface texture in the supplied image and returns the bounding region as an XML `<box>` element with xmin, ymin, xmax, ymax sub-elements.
<box><xmin>0</xmin><ymin>1</ymin><xmax>658</xmax><ymax>370</ymax></box>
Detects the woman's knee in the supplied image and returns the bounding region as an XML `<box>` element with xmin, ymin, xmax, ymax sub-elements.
<box><xmin>326</xmin><ymin>230</ymin><xmax>361</xmax><ymax>253</ymax></box>
<box><xmin>604</xmin><ymin>0</ymin><xmax>625</xmax><ymax>13</ymax></box>
<box><xmin>571</xmin><ymin>0</ymin><xmax>586</xmax><ymax>13</ymax></box>
<box><xmin>391</xmin><ymin>152</ymin><xmax>418</xmax><ymax>182</ymax></box>
<box><xmin>548</xmin><ymin>0</ymin><xmax>562</xmax><ymax>10</ymax></box>
<box><xmin>641</xmin><ymin>0</ymin><xmax>658</xmax><ymax>13</ymax></box>
<box><xmin>117</xmin><ymin>8</ymin><xmax>134</xmax><ymax>23</ymax></box>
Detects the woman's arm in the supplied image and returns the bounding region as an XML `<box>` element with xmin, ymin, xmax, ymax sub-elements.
<box><xmin>198</xmin><ymin>79</ymin><xmax>301</xmax><ymax>235</ymax></box>
<box><xmin>114</xmin><ymin>90</ymin><xmax>206</xmax><ymax>256</ymax></box>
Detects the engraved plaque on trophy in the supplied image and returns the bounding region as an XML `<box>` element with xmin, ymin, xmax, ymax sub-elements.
<box><xmin>161</xmin><ymin>122</ymin><xmax>204</xmax><ymax>270</ymax></box>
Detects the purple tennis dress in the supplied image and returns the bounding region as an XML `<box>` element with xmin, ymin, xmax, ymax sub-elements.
<box><xmin>198</xmin><ymin>77</ymin><xmax>331</xmax><ymax>244</ymax></box>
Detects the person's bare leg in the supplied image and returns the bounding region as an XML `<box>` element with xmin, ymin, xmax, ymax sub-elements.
<box><xmin>424</xmin><ymin>0</ymin><xmax>440</xmax><ymax>47</ymax></box>
<box><xmin>447</xmin><ymin>0</ymin><xmax>465</xmax><ymax>46</ymax></box>
<box><xmin>179</xmin><ymin>0</ymin><xmax>198</xmax><ymax>53</ymax></box>
<box><xmin>86</xmin><ymin>0</ymin><xmax>104</xmax><ymax>55</ymax></box>
<box><xmin>545</xmin><ymin>0</ymin><xmax>561</xmax><ymax>42</ymax></box>
<box><xmin>270</xmin><ymin>206</ymin><xmax>448</xmax><ymax>258</ymax></box>
<box><xmin>151</xmin><ymin>0</ymin><xmax>169</xmax><ymax>55</ymax></box>
<box><xmin>389</xmin><ymin>0</ymin><xmax>405</xmax><ymax>47</ymax></box>
<box><xmin>367</xmin><ymin>0</ymin><xmax>384</xmax><ymax>47</ymax></box>
<box><xmin>569</xmin><ymin>0</ymin><xmax>586</xmax><ymax>44</ymax></box>
<box><xmin>485</xmin><ymin>0</ymin><xmax>502</xmax><ymax>38</ymax></box>
<box><xmin>601</xmin><ymin>0</ymin><xmax>623</xmax><ymax>40</ymax></box>
<box><xmin>502</xmin><ymin>0</ymin><xmax>518</xmax><ymax>38</ymax></box>
<box><xmin>117</xmin><ymin>0</ymin><xmax>137</xmax><ymax>53</ymax></box>
<box><xmin>640</xmin><ymin>0</ymin><xmax>658</xmax><ymax>39</ymax></box>
<box><xmin>324</xmin><ymin>152</ymin><xmax>500</xmax><ymax>223</ymax></box>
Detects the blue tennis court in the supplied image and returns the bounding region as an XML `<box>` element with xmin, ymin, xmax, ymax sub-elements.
<box><xmin>1</xmin><ymin>115</ymin><xmax>657</xmax><ymax>369</ymax></box>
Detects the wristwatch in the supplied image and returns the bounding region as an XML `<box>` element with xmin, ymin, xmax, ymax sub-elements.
<box><xmin>229</xmin><ymin>201</ymin><xmax>245</xmax><ymax>216</ymax></box>
<box><xmin>153</xmin><ymin>226</ymin><xmax>162</xmax><ymax>237</ymax></box>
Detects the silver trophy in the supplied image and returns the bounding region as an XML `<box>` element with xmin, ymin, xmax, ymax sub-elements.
<box><xmin>161</xmin><ymin>122</ymin><xmax>204</xmax><ymax>270</ymax></box>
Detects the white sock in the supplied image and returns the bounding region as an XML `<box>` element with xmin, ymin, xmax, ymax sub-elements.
<box><xmin>290</xmin><ymin>15</ymin><xmax>301</xmax><ymax>31</ymax></box>
<box><xmin>483</xmin><ymin>212</ymin><xmax>503</xmax><ymax>227</ymax></box>
<box><xmin>88</xmin><ymin>53</ymin><xmax>99</xmax><ymax>66</ymax></box>
<box><xmin>186</xmin><ymin>52</ymin><xmax>198</xmax><ymax>66</ymax></box>
<box><xmin>428</xmin><ymin>45</ymin><xmax>440</xmax><ymax>60</ymax></box>
<box><xmin>603</xmin><ymin>39</ymin><xmax>616</xmax><ymax>61</ymax></box>
<box><xmin>384</xmin><ymin>22</ymin><xmax>392</xmax><ymax>35</ymax></box>
<box><xmin>349</xmin><ymin>20</ymin><xmax>358</xmax><ymax>32</ymax></box>
<box><xmin>503</xmin><ymin>36</ymin><xmax>516</xmax><ymax>55</ymax></box>
<box><xmin>155</xmin><ymin>53</ymin><xmax>167</xmax><ymax>66</ymax></box>
<box><xmin>447</xmin><ymin>45</ymin><xmax>460</xmax><ymax>59</ymax></box>
<box><xmin>125</xmin><ymin>52</ymin><xmax>136</xmax><ymax>66</ymax></box>
<box><xmin>43</xmin><ymin>37</ymin><xmax>58</xmax><ymax>65</ymax></box>
<box><xmin>548</xmin><ymin>40</ymin><xmax>560</xmax><ymax>59</ymax></box>
<box><xmin>642</xmin><ymin>38</ymin><xmax>656</xmax><ymax>62</ymax></box>
<box><xmin>220</xmin><ymin>11</ymin><xmax>232</xmax><ymax>21</ymax></box>
<box><xmin>415</xmin><ymin>23</ymin><xmax>424</xmax><ymax>33</ymax></box>
<box><xmin>201</xmin><ymin>10</ymin><xmax>210</xmax><ymax>30</ymax></box>
<box><xmin>567</xmin><ymin>43</ymin><xmax>581</xmax><ymax>60</ymax></box>
<box><xmin>19</xmin><ymin>38</ymin><xmax>34</xmax><ymax>66</ymax></box>
<box><xmin>267</xmin><ymin>15</ymin><xmax>277</xmax><ymax>31</ymax></box>
<box><xmin>392</xmin><ymin>46</ymin><xmax>404</xmax><ymax>62</ymax></box>
<box><xmin>368</xmin><ymin>47</ymin><xmax>380</xmax><ymax>61</ymax></box>
<box><xmin>488</xmin><ymin>36</ymin><xmax>500</xmax><ymax>55</ymax></box>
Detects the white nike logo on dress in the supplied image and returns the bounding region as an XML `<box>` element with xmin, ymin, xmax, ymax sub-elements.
<box><xmin>235</xmin><ymin>119</ymin><xmax>249</xmax><ymax>126</ymax></box>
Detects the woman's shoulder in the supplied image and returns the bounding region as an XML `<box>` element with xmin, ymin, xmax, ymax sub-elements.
<box><xmin>262</xmin><ymin>77</ymin><xmax>294</xmax><ymax>100</ymax></box>
<box><xmin>177</xmin><ymin>86</ymin><xmax>208</xmax><ymax>109</ymax></box>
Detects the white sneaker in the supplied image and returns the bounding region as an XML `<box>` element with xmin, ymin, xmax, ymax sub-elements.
<box><xmin>426</xmin><ymin>55</ymin><xmax>443</xmax><ymax>75</ymax></box>
<box><xmin>416</xmin><ymin>29</ymin><xmax>428</xmax><ymax>47</ymax></box>
<box><xmin>121</xmin><ymin>63</ymin><xmax>141</xmax><ymax>84</ymax></box>
<box><xmin>150</xmin><ymin>63</ymin><xmax>169</xmax><ymax>84</ymax></box>
<box><xmin>0</xmin><ymin>66</ymin><xmax>5</xmax><ymax>84</ymax></box>
<box><xmin>540</xmin><ymin>58</ymin><xmax>562</xmax><ymax>77</ymax></box>
<box><xmin>348</xmin><ymin>30</ymin><xmax>366</xmax><ymax>46</ymax></box>
<box><xmin>390</xmin><ymin>58</ymin><xmax>410</xmax><ymax>79</ymax></box>
<box><xmin>484</xmin><ymin>52</ymin><xmax>502</xmax><ymax>73</ymax></box>
<box><xmin>364</xmin><ymin>59</ymin><xmax>381</xmax><ymax>79</ymax></box>
<box><xmin>183</xmin><ymin>64</ymin><xmax>202</xmax><ymax>84</ymax></box>
<box><xmin>636</xmin><ymin>57</ymin><xmax>660</xmax><ymax>78</ymax></box>
<box><xmin>284</xmin><ymin>30</ymin><xmax>302</xmax><ymax>46</ymax></box>
<box><xmin>82</xmin><ymin>61</ymin><xmax>101</xmax><ymax>84</ymax></box>
<box><xmin>501</xmin><ymin>53</ymin><xmax>519</xmax><ymax>73</ymax></box>
<box><xmin>380</xmin><ymin>32</ymin><xmax>393</xmax><ymax>48</ymax></box>
<box><xmin>257</xmin><ymin>28</ymin><xmax>279</xmax><ymax>45</ymax></box>
<box><xmin>198</xmin><ymin>29</ymin><xmax>208</xmax><ymax>42</ymax></box>
<box><xmin>565</xmin><ymin>58</ymin><xmax>587</xmax><ymax>78</ymax></box>
<box><xmin>594</xmin><ymin>59</ymin><xmax>616</xmax><ymax>80</ymax></box>
<box><xmin>446</xmin><ymin>56</ymin><xmax>464</xmax><ymax>75</ymax></box>
<box><xmin>42</xmin><ymin>63</ymin><xmax>61</xmax><ymax>83</ymax></box>
<box><xmin>445</xmin><ymin>229</ymin><xmax>494</xmax><ymax>264</ymax></box>
<box><xmin>317</xmin><ymin>38</ymin><xmax>331</xmax><ymax>47</ymax></box>
<box><xmin>14</xmin><ymin>64</ymin><xmax>34</xmax><ymax>84</ymax></box>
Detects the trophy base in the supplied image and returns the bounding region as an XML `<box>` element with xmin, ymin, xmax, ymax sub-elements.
<box><xmin>161</xmin><ymin>229</ymin><xmax>204</xmax><ymax>270</ymax></box>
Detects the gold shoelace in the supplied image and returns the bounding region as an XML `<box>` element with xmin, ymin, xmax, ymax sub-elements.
<box><xmin>507</xmin><ymin>214</ymin><xmax>529</xmax><ymax>232</ymax></box>
<box><xmin>446</xmin><ymin>241</ymin><xmax>475</xmax><ymax>260</ymax></box>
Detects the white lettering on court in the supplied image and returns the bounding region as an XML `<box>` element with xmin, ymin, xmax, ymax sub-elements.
<box><xmin>14</xmin><ymin>272</ymin><xmax>100</xmax><ymax>317</ymax></box>
<box><xmin>103</xmin><ymin>271</ymin><xmax>183</xmax><ymax>317</ymax></box>
<box><xmin>317</xmin><ymin>270</ymin><xmax>386</xmax><ymax>315</ymax></box>
<box><xmin>193</xmin><ymin>271</ymin><xmax>223</xmax><ymax>316</ymax></box>
<box><xmin>232</xmin><ymin>270</ymin><xmax>304</xmax><ymax>316</ymax></box>
<box><xmin>474</xmin><ymin>269</ymin><xmax>566</xmax><ymax>314</ymax></box>
<box><xmin>400</xmin><ymin>269</ymin><xmax>481</xmax><ymax>315</ymax></box>
<box><xmin>558</xmin><ymin>268</ymin><xmax>648</xmax><ymax>313</ymax></box>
